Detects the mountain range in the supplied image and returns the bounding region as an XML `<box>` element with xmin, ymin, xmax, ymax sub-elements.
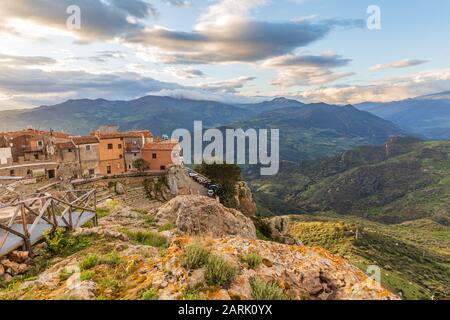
<box><xmin>356</xmin><ymin>91</ymin><xmax>450</xmax><ymax>139</ymax></box>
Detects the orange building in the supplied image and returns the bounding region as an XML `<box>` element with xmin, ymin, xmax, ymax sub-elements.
<box><xmin>96</xmin><ymin>134</ymin><xmax>126</xmax><ymax>176</ymax></box>
<box><xmin>141</xmin><ymin>140</ymin><xmax>182</xmax><ymax>171</ymax></box>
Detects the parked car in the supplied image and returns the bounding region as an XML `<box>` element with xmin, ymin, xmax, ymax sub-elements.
<box><xmin>207</xmin><ymin>189</ymin><xmax>215</xmax><ymax>197</ymax></box>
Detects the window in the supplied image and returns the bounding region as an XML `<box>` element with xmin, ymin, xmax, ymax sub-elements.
<box><xmin>128</xmin><ymin>165</ymin><xmax>132</xmax><ymax>169</ymax></box>
<box><xmin>10</xmin><ymin>170</ymin><xmax>15</xmax><ymax>176</ymax></box>
<box><xmin>38</xmin><ymin>141</ymin><xmax>43</xmax><ymax>147</ymax></box>
<box><xmin>68</xmin><ymin>148</ymin><xmax>72</xmax><ymax>153</ymax></box>
<box><xmin>86</xmin><ymin>145</ymin><xmax>91</xmax><ymax>151</ymax></box>
<box><xmin>108</xmin><ymin>143</ymin><xmax>113</xmax><ymax>150</ymax></box>
<box><xmin>160</xmin><ymin>166</ymin><xmax>166</xmax><ymax>171</ymax></box>
<box><xmin>118</xmin><ymin>144</ymin><xmax>122</xmax><ymax>149</ymax></box>
<box><xmin>34</xmin><ymin>154</ymin><xmax>39</xmax><ymax>160</ymax></box>
<box><xmin>152</xmin><ymin>153</ymin><xmax>157</xmax><ymax>159</ymax></box>
<box><xmin>119</xmin><ymin>154</ymin><xmax>123</xmax><ymax>159</ymax></box>
<box><xmin>133</xmin><ymin>153</ymin><xmax>137</xmax><ymax>157</ymax></box>
<box><xmin>107</xmin><ymin>166</ymin><xmax>112</xmax><ymax>175</ymax></box>
<box><xmin>89</xmin><ymin>169</ymin><xmax>95</xmax><ymax>176</ymax></box>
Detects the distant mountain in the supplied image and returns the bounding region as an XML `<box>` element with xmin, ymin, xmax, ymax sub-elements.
<box><xmin>356</xmin><ymin>92</ymin><xmax>450</xmax><ymax>139</ymax></box>
<box><xmin>236</xmin><ymin>97</ymin><xmax>304</xmax><ymax>114</ymax></box>
<box><xmin>231</xmin><ymin>103</ymin><xmax>405</xmax><ymax>162</ymax></box>
<box><xmin>0</xmin><ymin>96</ymin><xmax>249</xmax><ymax>136</ymax></box>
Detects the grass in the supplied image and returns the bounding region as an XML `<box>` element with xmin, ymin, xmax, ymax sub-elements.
<box><xmin>80</xmin><ymin>251</ymin><xmax>124</xmax><ymax>271</ymax></box>
<box><xmin>141</xmin><ymin>288</ymin><xmax>159</xmax><ymax>300</ymax></box>
<box><xmin>80</xmin><ymin>255</ymin><xmax>100</xmax><ymax>271</ymax></box>
<box><xmin>43</xmin><ymin>228</ymin><xmax>91</xmax><ymax>257</ymax></box>
<box><xmin>143</xmin><ymin>215</ymin><xmax>157</xmax><ymax>227</ymax></box>
<box><xmin>96</xmin><ymin>207</ymin><xmax>111</xmax><ymax>218</ymax></box>
<box><xmin>158</xmin><ymin>222</ymin><xmax>176</xmax><ymax>232</ymax></box>
<box><xmin>250</xmin><ymin>277</ymin><xmax>287</xmax><ymax>300</ymax></box>
<box><xmin>204</xmin><ymin>255</ymin><xmax>237</xmax><ymax>288</ymax></box>
<box><xmin>124</xmin><ymin>230</ymin><xmax>168</xmax><ymax>248</ymax></box>
<box><xmin>80</xmin><ymin>271</ymin><xmax>95</xmax><ymax>282</ymax></box>
<box><xmin>182</xmin><ymin>244</ymin><xmax>210</xmax><ymax>270</ymax></box>
<box><xmin>240</xmin><ymin>253</ymin><xmax>263</xmax><ymax>269</ymax></box>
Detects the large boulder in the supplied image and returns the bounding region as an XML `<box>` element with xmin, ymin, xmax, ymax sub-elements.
<box><xmin>155</xmin><ymin>195</ymin><xmax>257</xmax><ymax>239</ymax></box>
<box><xmin>234</xmin><ymin>181</ymin><xmax>257</xmax><ymax>217</ymax></box>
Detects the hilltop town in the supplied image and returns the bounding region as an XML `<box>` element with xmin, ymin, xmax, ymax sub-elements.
<box><xmin>0</xmin><ymin>125</ymin><xmax>182</xmax><ymax>182</ymax></box>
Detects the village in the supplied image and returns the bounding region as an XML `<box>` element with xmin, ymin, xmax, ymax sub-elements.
<box><xmin>0</xmin><ymin>125</ymin><xmax>182</xmax><ymax>183</ymax></box>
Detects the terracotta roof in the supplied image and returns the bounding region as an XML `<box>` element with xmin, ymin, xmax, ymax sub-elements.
<box><xmin>72</xmin><ymin>136</ymin><xmax>99</xmax><ymax>145</ymax></box>
<box><xmin>94</xmin><ymin>130</ymin><xmax>153</xmax><ymax>139</ymax></box>
<box><xmin>1</xmin><ymin>128</ymin><xmax>70</xmax><ymax>139</ymax></box>
<box><xmin>143</xmin><ymin>141</ymin><xmax>180</xmax><ymax>151</ymax></box>
<box><xmin>56</xmin><ymin>142</ymin><xmax>75</xmax><ymax>149</ymax></box>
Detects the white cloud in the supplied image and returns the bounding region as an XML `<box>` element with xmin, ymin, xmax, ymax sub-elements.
<box><xmin>370</xmin><ymin>59</ymin><xmax>428</xmax><ymax>72</ymax></box>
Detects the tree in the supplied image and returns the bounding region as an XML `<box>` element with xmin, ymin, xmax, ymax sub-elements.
<box><xmin>133</xmin><ymin>158</ymin><xmax>149</xmax><ymax>172</ymax></box>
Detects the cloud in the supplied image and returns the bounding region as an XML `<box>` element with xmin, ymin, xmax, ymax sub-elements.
<box><xmin>292</xmin><ymin>68</ymin><xmax>450</xmax><ymax>104</ymax></box>
<box><xmin>196</xmin><ymin>76</ymin><xmax>256</xmax><ymax>93</ymax></box>
<box><xmin>172</xmin><ymin>68</ymin><xmax>205</xmax><ymax>79</ymax></box>
<box><xmin>126</xmin><ymin>19</ymin><xmax>361</xmax><ymax>64</ymax></box>
<box><xmin>370</xmin><ymin>59</ymin><xmax>428</xmax><ymax>72</ymax></box>
<box><xmin>0</xmin><ymin>0</ymin><xmax>155</xmax><ymax>41</ymax></box>
<box><xmin>124</xmin><ymin>0</ymin><xmax>363</xmax><ymax>65</ymax></box>
<box><xmin>0</xmin><ymin>65</ymin><xmax>182</xmax><ymax>109</ymax></box>
<box><xmin>0</xmin><ymin>53</ymin><xmax>57</xmax><ymax>66</ymax></box>
<box><xmin>263</xmin><ymin>53</ymin><xmax>351</xmax><ymax>68</ymax></box>
<box><xmin>263</xmin><ymin>53</ymin><xmax>354</xmax><ymax>87</ymax></box>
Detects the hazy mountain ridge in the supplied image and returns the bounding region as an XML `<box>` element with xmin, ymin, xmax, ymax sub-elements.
<box><xmin>356</xmin><ymin>92</ymin><xmax>450</xmax><ymax>139</ymax></box>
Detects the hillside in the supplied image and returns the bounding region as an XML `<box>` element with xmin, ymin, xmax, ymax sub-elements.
<box><xmin>230</xmin><ymin>103</ymin><xmax>405</xmax><ymax>162</ymax></box>
<box><xmin>252</xmin><ymin>138</ymin><xmax>450</xmax><ymax>224</ymax></box>
<box><xmin>0</xmin><ymin>96</ymin><xmax>249</xmax><ymax>136</ymax></box>
<box><xmin>357</xmin><ymin>92</ymin><xmax>450</xmax><ymax>139</ymax></box>
<box><xmin>284</xmin><ymin>214</ymin><xmax>450</xmax><ymax>300</ymax></box>
<box><xmin>0</xmin><ymin>193</ymin><xmax>397</xmax><ymax>300</ymax></box>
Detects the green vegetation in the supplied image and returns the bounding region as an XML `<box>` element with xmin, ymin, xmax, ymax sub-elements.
<box><xmin>252</xmin><ymin>138</ymin><xmax>450</xmax><ymax>224</ymax></box>
<box><xmin>80</xmin><ymin>271</ymin><xmax>95</xmax><ymax>282</ymax></box>
<box><xmin>80</xmin><ymin>255</ymin><xmax>100</xmax><ymax>271</ymax></box>
<box><xmin>133</xmin><ymin>158</ymin><xmax>149</xmax><ymax>172</ymax></box>
<box><xmin>240</xmin><ymin>253</ymin><xmax>263</xmax><ymax>269</ymax></box>
<box><xmin>124</xmin><ymin>230</ymin><xmax>168</xmax><ymax>248</ymax></box>
<box><xmin>141</xmin><ymin>288</ymin><xmax>159</xmax><ymax>300</ymax></box>
<box><xmin>182</xmin><ymin>244</ymin><xmax>210</xmax><ymax>269</ymax></box>
<box><xmin>250</xmin><ymin>277</ymin><xmax>287</xmax><ymax>300</ymax></box>
<box><xmin>205</xmin><ymin>255</ymin><xmax>237</xmax><ymax>287</ymax></box>
<box><xmin>96</xmin><ymin>207</ymin><xmax>111</xmax><ymax>218</ymax></box>
<box><xmin>44</xmin><ymin>228</ymin><xmax>90</xmax><ymax>257</ymax></box>
<box><xmin>158</xmin><ymin>222</ymin><xmax>176</xmax><ymax>232</ymax></box>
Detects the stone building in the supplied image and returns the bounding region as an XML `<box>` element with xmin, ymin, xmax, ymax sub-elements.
<box><xmin>72</xmin><ymin>136</ymin><xmax>100</xmax><ymax>178</ymax></box>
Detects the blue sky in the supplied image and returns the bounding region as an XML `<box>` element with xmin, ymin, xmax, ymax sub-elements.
<box><xmin>0</xmin><ymin>0</ymin><xmax>449</xmax><ymax>110</ymax></box>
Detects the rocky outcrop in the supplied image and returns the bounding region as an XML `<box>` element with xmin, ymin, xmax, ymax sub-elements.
<box><xmin>156</xmin><ymin>195</ymin><xmax>257</xmax><ymax>239</ymax></box>
<box><xmin>264</xmin><ymin>216</ymin><xmax>300</xmax><ymax>245</ymax></box>
<box><xmin>234</xmin><ymin>181</ymin><xmax>257</xmax><ymax>217</ymax></box>
<box><xmin>148</xmin><ymin>236</ymin><xmax>399</xmax><ymax>300</ymax></box>
<box><xmin>166</xmin><ymin>166</ymin><xmax>196</xmax><ymax>196</ymax></box>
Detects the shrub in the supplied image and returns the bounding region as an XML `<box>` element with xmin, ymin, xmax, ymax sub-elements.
<box><xmin>144</xmin><ymin>215</ymin><xmax>157</xmax><ymax>226</ymax></box>
<box><xmin>133</xmin><ymin>159</ymin><xmax>149</xmax><ymax>172</ymax></box>
<box><xmin>250</xmin><ymin>277</ymin><xmax>287</xmax><ymax>300</ymax></box>
<box><xmin>96</xmin><ymin>207</ymin><xmax>111</xmax><ymax>218</ymax></box>
<box><xmin>80</xmin><ymin>255</ymin><xmax>100</xmax><ymax>271</ymax></box>
<box><xmin>80</xmin><ymin>271</ymin><xmax>95</xmax><ymax>281</ymax></box>
<box><xmin>158</xmin><ymin>222</ymin><xmax>176</xmax><ymax>232</ymax></box>
<box><xmin>240</xmin><ymin>253</ymin><xmax>263</xmax><ymax>269</ymax></box>
<box><xmin>182</xmin><ymin>244</ymin><xmax>210</xmax><ymax>269</ymax></box>
<box><xmin>44</xmin><ymin>228</ymin><xmax>90</xmax><ymax>257</ymax></box>
<box><xmin>126</xmin><ymin>230</ymin><xmax>168</xmax><ymax>248</ymax></box>
<box><xmin>141</xmin><ymin>288</ymin><xmax>159</xmax><ymax>300</ymax></box>
<box><xmin>205</xmin><ymin>255</ymin><xmax>237</xmax><ymax>287</ymax></box>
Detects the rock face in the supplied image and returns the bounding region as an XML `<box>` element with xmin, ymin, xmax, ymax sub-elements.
<box><xmin>166</xmin><ymin>166</ymin><xmax>196</xmax><ymax>196</ymax></box>
<box><xmin>156</xmin><ymin>195</ymin><xmax>257</xmax><ymax>239</ymax></box>
<box><xmin>265</xmin><ymin>216</ymin><xmax>300</xmax><ymax>245</ymax></box>
<box><xmin>234</xmin><ymin>181</ymin><xmax>257</xmax><ymax>217</ymax></box>
<box><xmin>149</xmin><ymin>236</ymin><xmax>399</xmax><ymax>300</ymax></box>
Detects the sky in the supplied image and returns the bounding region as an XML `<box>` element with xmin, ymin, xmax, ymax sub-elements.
<box><xmin>0</xmin><ymin>0</ymin><xmax>449</xmax><ymax>110</ymax></box>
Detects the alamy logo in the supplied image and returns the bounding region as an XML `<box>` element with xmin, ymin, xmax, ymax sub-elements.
<box><xmin>367</xmin><ymin>5</ymin><xmax>381</xmax><ymax>30</ymax></box>
<box><xmin>171</xmin><ymin>121</ymin><xmax>280</xmax><ymax>176</ymax></box>
<box><xmin>66</xmin><ymin>5</ymin><xmax>81</xmax><ymax>30</ymax></box>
